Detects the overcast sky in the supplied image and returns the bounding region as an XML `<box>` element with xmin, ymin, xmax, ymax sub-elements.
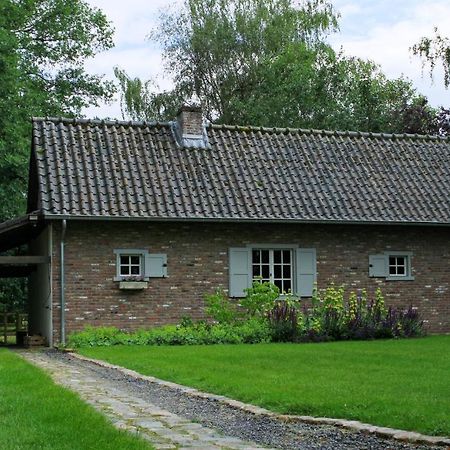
<box><xmin>84</xmin><ymin>0</ymin><xmax>450</xmax><ymax>120</ymax></box>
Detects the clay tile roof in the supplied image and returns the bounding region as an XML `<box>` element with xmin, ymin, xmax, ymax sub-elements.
<box><xmin>29</xmin><ymin>117</ymin><xmax>450</xmax><ymax>225</ymax></box>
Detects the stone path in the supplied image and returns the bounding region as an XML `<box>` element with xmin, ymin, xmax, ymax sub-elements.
<box><xmin>19</xmin><ymin>350</ymin><xmax>270</xmax><ymax>450</ymax></box>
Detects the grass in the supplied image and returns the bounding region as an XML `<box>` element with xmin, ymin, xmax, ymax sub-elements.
<box><xmin>0</xmin><ymin>349</ymin><xmax>153</xmax><ymax>450</ymax></box>
<box><xmin>79</xmin><ymin>336</ymin><xmax>450</xmax><ymax>437</ymax></box>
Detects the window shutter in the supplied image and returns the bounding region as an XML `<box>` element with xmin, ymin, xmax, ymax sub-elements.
<box><xmin>229</xmin><ymin>248</ymin><xmax>250</xmax><ymax>297</ymax></box>
<box><xmin>145</xmin><ymin>253</ymin><xmax>167</xmax><ymax>278</ymax></box>
<box><xmin>369</xmin><ymin>254</ymin><xmax>386</xmax><ymax>277</ymax></box>
<box><xmin>296</xmin><ymin>248</ymin><xmax>316</xmax><ymax>297</ymax></box>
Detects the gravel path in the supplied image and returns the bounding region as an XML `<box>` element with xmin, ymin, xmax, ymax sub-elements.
<box><xmin>19</xmin><ymin>349</ymin><xmax>445</xmax><ymax>450</ymax></box>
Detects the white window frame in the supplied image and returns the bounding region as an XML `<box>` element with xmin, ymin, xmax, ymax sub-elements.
<box><xmin>385</xmin><ymin>251</ymin><xmax>414</xmax><ymax>281</ymax></box>
<box><xmin>247</xmin><ymin>244</ymin><xmax>297</xmax><ymax>294</ymax></box>
<box><xmin>113</xmin><ymin>249</ymin><xmax>149</xmax><ymax>281</ymax></box>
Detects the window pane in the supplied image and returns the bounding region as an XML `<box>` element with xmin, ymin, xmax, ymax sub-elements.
<box><xmin>120</xmin><ymin>265</ymin><xmax>129</xmax><ymax>275</ymax></box>
<box><xmin>397</xmin><ymin>257</ymin><xmax>405</xmax><ymax>266</ymax></box>
<box><xmin>252</xmin><ymin>250</ymin><xmax>260</xmax><ymax>264</ymax></box>
<box><xmin>252</xmin><ymin>265</ymin><xmax>261</xmax><ymax>277</ymax></box>
<box><xmin>397</xmin><ymin>266</ymin><xmax>405</xmax><ymax>275</ymax></box>
<box><xmin>274</xmin><ymin>279</ymin><xmax>283</xmax><ymax>291</ymax></box>
<box><xmin>274</xmin><ymin>264</ymin><xmax>282</xmax><ymax>278</ymax></box>
<box><xmin>389</xmin><ymin>257</ymin><xmax>396</xmax><ymax>266</ymax></box>
<box><xmin>120</xmin><ymin>255</ymin><xmax>129</xmax><ymax>265</ymax></box>
<box><xmin>131</xmin><ymin>266</ymin><xmax>140</xmax><ymax>275</ymax></box>
<box><xmin>283</xmin><ymin>265</ymin><xmax>291</xmax><ymax>278</ymax></box>
<box><xmin>130</xmin><ymin>256</ymin><xmax>140</xmax><ymax>265</ymax></box>
<box><xmin>274</xmin><ymin>251</ymin><xmax>281</xmax><ymax>263</ymax></box>
<box><xmin>283</xmin><ymin>250</ymin><xmax>291</xmax><ymax>263</ymax></box>
<box><xmin>261</xmin><ymin>250</ymin><xmax>269</xmax><ymax>263</ymax></box>
<box><xmin>262</xmin><ymin>265</ymin><xmax>270</xmax><ymax>279</ymax></box>
<box><xmin>389</xmin><ymin>266</ymin><xmax>396</xmax><ymax>275</ymax></box>
<box><xmin>283</xmin><ymin>280</ymin><xmax>291</xmax><ymax>292</ymax></box>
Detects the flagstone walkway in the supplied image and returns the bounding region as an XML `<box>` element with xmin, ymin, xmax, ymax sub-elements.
<box><xmin>19</xmin><ymin>350</ymin><xmax>269</xmax><ymax>450</ymax></box>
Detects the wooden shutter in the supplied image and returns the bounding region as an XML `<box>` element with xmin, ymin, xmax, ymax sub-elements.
<box><xmin>229</xmin><ymin>248</ymin><xmax>250</xmax><ymax>297</ymax></box>
<box><xmin>296</xmin><ymin>248</ymin><xmax>316</xmax><ymax>297</ymax></box>
<box><xmin>369</xmin><ymin>254</ymin><xmax>386</xmax><ymax>277</ymax></box>
<box><xmin>145</xmin><ymin>253</ymin><xmax>167</xmax><ymax>278</ymax></box>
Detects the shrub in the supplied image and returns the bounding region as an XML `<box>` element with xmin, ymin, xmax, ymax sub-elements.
<box><xmin>68</xmin><ymin>284</ymin><xmax>424</xmax><ymax>348</ymax></box>
<box><xmin>241</xmin><ymin>280</ymin><xmax>280</xmax><ymax>317</ymax></box>
<box><xmin>68</xmin><ymin>319</ymin><xmax>271</xmax><ymax>348</ymax></box>
<box><xmin>67</xmin><ymin>326</ymin><xmax>127</xmax><ymax>347</ymax></box>
<box><xmin>304</xmin><ymin>285</ymin><xmax>424</xmax><ymax>341</ymax></box>
<box><xmin>267</xmin><ymin>301</ymin><xmax>299</xmax><ymax>342</ymax></box>
<box><xmin>204</xmin><ymin>288</ymin><xmax>238</xmax><ymax>324</ymax></box>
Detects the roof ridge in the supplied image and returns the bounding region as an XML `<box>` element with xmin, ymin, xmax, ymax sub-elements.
<box><xmin>31</xmin><ymin>116</ymin><xmax>450</xmax><ymax>142</ymax></box>
<box><xmin>210</xmin><ymin>123</ymin><xmax>450</xmax><ymax>141</ymax></box>
<box><xmin>31</xmin><ymin>116</ymin><xmax>172</xmax><ymax>128</ymax></box>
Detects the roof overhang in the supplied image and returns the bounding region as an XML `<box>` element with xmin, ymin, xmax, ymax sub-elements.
<box><xmin>41</xmin><ymin>213</ymin><xmax>450</xmax><ymax>228</ymax></box>
<box><xmin>0</xmin><ymin>213</ymin><xmax>45</xmax><ymax>253</ymax></box>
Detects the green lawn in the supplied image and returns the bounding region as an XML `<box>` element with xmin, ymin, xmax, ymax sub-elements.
<box><xmin>79</xmin><ymin>336</ymin><xmax>450</xmax><ymax>437</ymax></box>
<box><xmin>0</xmin><ymin>349</ymin><xmax>153</xmax><ymax>450</ymax></box>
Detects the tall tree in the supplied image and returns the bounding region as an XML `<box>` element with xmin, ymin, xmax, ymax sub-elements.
<box><xmin>0</xmin><ymin>0</ymin><xmax>114</xmax><ymax>311</ymax></box>
<box><xmin>118</xmin><ymin>0</ymin><xmax>339</xmax><ymax>122</ymax></box>
<box><xmin>222</xmin><ymin>45</ymin><xmax>434</xmax><ymax>133</ymax></box>
<box><xmin>116</xmin><ymin>0</ymin><xmax>435</xmax><ymax>135</ymax></box>
<box><xmin>0</xmin><ymin>0</ymin><xmax>114</xmax><ymax>221</ymax></box>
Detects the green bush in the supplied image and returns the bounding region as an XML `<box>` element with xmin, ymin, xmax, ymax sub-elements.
<box><xmin>241</xmin><ymin>280</ymin><xmax>280</xmax><ymax>317</ymax></box>
<box><xmin>301</xmin><ymin>285</ymin><xmax>424</xmax><ymax>341</ymax></box>
<box><xmin>204</xmin><ymin>288</ymin><xmax>238</xmax><ymax>324</ymax></box>
<box><xmin>68</xmin><ymin>319</ymin><xmax>271</xmax><ymax>348</ymax></box>
<box><xmin>68</xmin><ymin>284</ymin><xmax>424</xmax><ymax>348</ymax></box>
<box><xmin>267</xmin><ymin>300</ymin><xmax>300</xmax><ymax>342</ymax></box>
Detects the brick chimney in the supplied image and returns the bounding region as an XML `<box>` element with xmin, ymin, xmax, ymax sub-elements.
<box><xmin>176</xmin><ymin>105</ymin><xmax>203</xmax><ymax>137</ymax></box>
<box><xmin>173</xmin><ymin>105</ymin><xmax>209</xmax><ymax>149</ymax></box>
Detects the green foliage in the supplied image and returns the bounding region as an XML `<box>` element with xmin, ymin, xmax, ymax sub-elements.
<box><xmin>241</xmin><ymin>280</ymin><xmax>280</xmax><ymax>317</ymax></box>
<box><xmin>116</xmin><ymin>0</ymin><xmax>437</xmax><ymax>135</ymax></box>
<box><xmin>68</xmin><ymin>319</ymin><xmax>271</xmax><ymax>348</ymax></box>
<box><xmin>298</xmin><ymin>285</ymin><xmax>424</xmax><ymax>341</ymax></box>
<box><xmin>267</xmin><ymin>300</ymin><xmax>300</xmax><ymax>342</ymax></box>
<box><xmin>0</xmin><ymin>278</ymin><xmax>27</xmax><ymax>311</ymax></box>
<box><xmin>0</xmin><ymin>0</ymin><xmax>114</xmax><ymax>221</ymax></box>
<box><xmin>0</xmin><ymin>0</ymin><xmax>114</xmax><ymax>311</ymax></box>
<box><xmin>412</xmin><ymin>27</ymin><xmax>450</xmax><ymax>88</ymax></box>
<box><xmin>69</xmin><ymin>282</ymin><xmax>424</xmax><ymax>350</ymax></box>
<box><xmin>114</xmin><ymin>67</ymin><xmax>181</xmax><ymax>121</ymax></box>
<box><xmin>116</xmin><ymin>0</ymin><xmax>339</xmax><ymax>122</ymax></box>
<box><xmin>204</xmin><ymin>288</ymin><xmax>237</xmax><ymax>324</ymax></box>
<box><xmin>227</xmin><ymin>45</ymin><xmax>436</xmax><ymax>133</ymax></box>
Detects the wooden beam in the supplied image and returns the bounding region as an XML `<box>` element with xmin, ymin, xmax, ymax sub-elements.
<box><xmin>0</xmin><ymin>256</ymin><xmax>50</xmax><ymax>265</ymax></box>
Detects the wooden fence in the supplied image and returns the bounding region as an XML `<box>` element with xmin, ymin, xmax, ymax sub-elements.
<box><xmin>0</xmin><ymin>309</ymin><xmax>27</xmax><ymax>344</ymax></box>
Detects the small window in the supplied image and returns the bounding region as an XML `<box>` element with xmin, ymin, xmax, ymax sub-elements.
<box><xmin>370</xmin><ymin>252</ymin><xmax>413</xmax><ymax>280</ymax></box>
<box><xmin>386</xmin><ymin>252</ymin><xmax>413</xmax><ymax>280</ymax></box>
<box><xmin>120</xmin><ymin>255</ymin><xmax>142</xmax><ymax>277</ymax></box>
<box><xmin>114</xmin><ymin>249</ymin><xmax>148</xmax><ymax>281</ymax></box>
<box><xmin>389</xmin><ymin>256</ymin><xmax>406</xmax><ymax>276</ymax></box>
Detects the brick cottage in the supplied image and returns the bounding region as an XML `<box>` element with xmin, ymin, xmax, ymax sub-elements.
<box><xmin>0</xmin><ymin>105</ymin><xmax>449</xmax><ymax>345</ymax></box>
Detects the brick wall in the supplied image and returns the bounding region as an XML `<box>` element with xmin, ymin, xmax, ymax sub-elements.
<box><xmin>51</xmin><ymin>221</ymin><xmax>450</xmax><ymax>342</ymax></box>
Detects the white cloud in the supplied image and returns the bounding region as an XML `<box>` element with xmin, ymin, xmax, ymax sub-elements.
<box><xmin>330</xmin><ymin>0</ymin><xmax>450</xmax><ymax>107</ymax></box>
